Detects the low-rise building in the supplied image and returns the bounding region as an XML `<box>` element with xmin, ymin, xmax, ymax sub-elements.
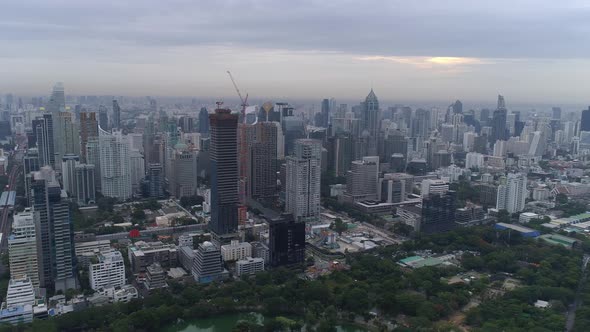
<box><xmin>192</xmin><ymin>242</ymin><xmax>224</xmax><ymax>284</ymax></box>
<box><xmin>236</xmin><ymin>257</ymin><xmax>265</xmax><ymax>276</ymax></box>
<box><xmin>0</xmin><ymin>305</ymin><xmax>33</xmax><ymax>325</ymax></box>
<box><xmin>89</xmin><ymin>251</ymin><xmax>126</xmax><ymax>290</ymax></box>
<box><xmin>145</xmin><ymin>263</ymin><xmax>167</xmax><ymax>290</ymax></box>
<box><xmin>519</xmin><ymin>212</ymin><xmax>540</xmax><ymax>224</ymax></box>
<box><xmin>220</xmin><ymin>240</ymin><xmax>252</xmax><ymax>262</ymax></box>
<box><xmin>5</xmin><ymin>277</ymin><xmax>35</xmax><ymax>308</ymax></box>
<box><xmin>128</xmin><ymin>241</ymin><xmax>178</xmax><ymax>274</ymax></box>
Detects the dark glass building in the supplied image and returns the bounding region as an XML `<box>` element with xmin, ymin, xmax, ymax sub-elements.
<box><xmin>209</xmin><ymin>109</ymin><xmax>239</xmax><ymax>239</ymax></box>
<box><xmin>420</xmin><ymin>191</ymin><xmax>457</xmax><ymax>234</ymax></box>
<box><xmin>581</xmin><ymin>107</ymin><xmax>590</xmax><ymax>132</ymax></box>
<box><xmin>267</xmin><ymin>213</ymin><xmax>305</xmax><ymax>267</ymax></box>
<box><xmin>198</xmin><ymin>107</ymin><xmax>209</xmax><ymax>135</ymax></box>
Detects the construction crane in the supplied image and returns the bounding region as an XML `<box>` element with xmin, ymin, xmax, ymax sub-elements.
<box><xmin>226</xmin><ymin>70</ymin><xmax>248</xmax><ymax>123</ymax></box>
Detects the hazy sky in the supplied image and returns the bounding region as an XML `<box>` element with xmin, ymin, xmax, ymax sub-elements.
<box><xmin>2</xmin><ymin>0</ymin><xmax>590</xmax><ymax>104</ymax></box>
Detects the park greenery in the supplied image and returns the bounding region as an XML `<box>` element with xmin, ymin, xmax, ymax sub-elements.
<box><xmin>0</xmin><ymin>225</ymin><xmax>587</xmax><ymax>331</ymax></box>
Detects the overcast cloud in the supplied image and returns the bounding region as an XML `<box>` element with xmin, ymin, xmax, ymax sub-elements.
<box><xmin>1</xmin><ymin>0</ymin><xmax>590</xmax><ymax>104</ymax></box>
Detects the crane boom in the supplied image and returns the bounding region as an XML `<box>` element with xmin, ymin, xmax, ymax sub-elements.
<box><xmin>227</xmin><ymin>71</ymin><xmax>245</xmax><ymax>105</ymax></box>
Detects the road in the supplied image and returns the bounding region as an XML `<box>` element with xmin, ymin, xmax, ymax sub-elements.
<box><xmin>565</xmin><ymin>254</ymin><xmax>590</xmax><ymax>332</ymax></box>
<box><xmin>0</xmin><ymin>161</ymin><xmax>21</xmax><ymax>252</ymax></box>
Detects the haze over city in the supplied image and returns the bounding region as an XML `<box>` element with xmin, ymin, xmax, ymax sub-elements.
<box><xmin>2</xmin><ymin>0</ymin><xmax>590</xmax><ymax>105</ymax></box>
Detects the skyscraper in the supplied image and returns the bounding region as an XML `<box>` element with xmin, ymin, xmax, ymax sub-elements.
<box><xmin>61</xmin><ymin>154</ymin><xmax>79</xmax><ymax>196</ymax></box>
<box><xmin>8</xmin><ymin>209</ymin><xmax>40</xmax><ymax>290</ymax></box>
<box><xmin>361</xmin><ymin>89</ymin><xmax>380</xmax><ymax>155</ymax></box>
<box><xmin>47</xmin><ymin>82</ymin><xmax>65</xmax><ymax>113</ymax></box>
<box><xmin>452</xmin><ymin>100</ymin><xmax>463</xmax><ymax>114</ymax></box>
<box><xmin>75</xmin><ymin>163</ymin><xmax>96</xmax><ymax>206</ymax></box>
<box><xmin>112</xmin><ymin>99</ymin><xmax>121</xmax><ymax>129</ymax></box>
<box><xmin>490</xmin><ymin>95</ymin><xmax>508</xmax><ymax>146</ymax></box>
<box><xmin>267</xmin><ymin>213</ymin><xmax>305</xmax><ymax>267</ymax></box>
<box><xmin>33</xmin><ymin>114</ymin><xmax>55</xmax><ymax>167</ymax></box>
<box><xmin>346</xmin><ymin>156</ymin><xmax>379</xmax><ymax>201</ymax></box>
<box><xmin>53</xmin><ymin>111</ymin><xmax>80</xmax><ymax>168</ymax></box>
<box><xmin>286</xmin><ymin>139</ymin><xmax>322</xmax><ymax>221</ymax></box>
<box><xmin>98</xmin><ymin>106</ymin><xmax>109</xmax><ymax>131</ymax></box>
<box><xmin>170</xmin><ymin>148</ymin><xmax>198</xmax><ymax>198</ymax></box>
<box><xmin>79</xmin><ymin>112</ymin><xmax>98</xmax><ymax>163</ymax></box>
<box><xmin>318</xmin><ymin>98</ymin><xmax>330</xmax><ymax>127</ymax></box>
<box><xmin>99</xmin><ymin>128</ymin><xmax>132</xmax><ymax>200</ymax></box>
<box><xmin>31</xmin><ymin>167</ymin><xmax>76</xmax><ymax>292</ymax></box>
<box><xmin>199</xmin><ymin>107</ymin><xmax>210</xmax><ymax>135</ymax></box>
<box><xmin>581</xmin><ymin>106</ymin><xmax>590</xmax><ymax>132</ymax></box>
<box><xmin>249</xmin><ymin>122</ymin><xmax>278</xmax><ymax>200</ymax></box>
<box><xmin>496</xmin><ymin>173</ymin><xmax>527</xmax><ymax>213</ymax></box>
<box><xmin>209</xmin><ymin>108</ymin><xmax>239</xmax><ymax>239</ymax></box>
<box><xmin>145</xmin><ymin>163</ymin><xmax>164</xmax><ymax>198</ymax></box>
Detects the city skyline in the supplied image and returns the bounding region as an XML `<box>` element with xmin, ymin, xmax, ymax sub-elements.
<box><xmin>2</xmin><ymin>1</ymin><xmax>590</xmax><ymax>103</ymax></box>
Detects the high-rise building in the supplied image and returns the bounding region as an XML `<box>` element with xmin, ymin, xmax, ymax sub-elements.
<box><xmin>98</xmin><ymin>106</ymin><xmax>109</xmax><ymax>131</ymax></box>
<box><xmin>53</xmin><ymin>111</ymin><xmax>80</xmax><ymax>168</ymax></box>
<box><xmin>112</xmin><ymin>99</ymin><xmax>121</xmax><ymax>129</ymax></box>
<box><xmin>198</xmin><ymin>107</ymin><xmax>209</xmax><ymax>135</ymax></box>
<box><xmin>170</xmin><ymin>148</ymin><xmax>198</xmax><ymax>198</ymax></box>
<box><xmin>47</xmin><ymin>82</ymin><xmax>65</xmax><ymax>113</ymax></box>
<box><xmin>209</xmin><ymin>109</ymin><xmax>239</xmax><ymax>239</ymax></box>
<box><xmin>552</xmin><ymin>107</ymin><xmax>562</xmax><ymax>120</ymax></box>
<box><xmin>75</xmin><ymin>164</ymin><xmax>96</xmax><ymax>206</ymax></box>
<box><xmin>496</xmin><ymin>173</ymin><xmax>527</xmax><ymax>213</ymax></box>
<box><xmin>452</xmin><ymin>100</ymin><xmax>463</xmax><ymax>114</ymax></box>
<box><xmin>191</xmin><ymin>241</ymin><xmax>224</xmax><ymax>284</ymax></box>
<box><xmin>32</xmin><ymin>114</ymin><xmax>55</xmax><ymax>167</ymax></box>
<box><xmin>465</xmin><ymin>152</ymin><xmax>485</xmax><ymax>170</ymax></box>
<box><xmin>580</xmin><ymin>106</ymin><xmax>590</xmax><ymax>132</ymax></box>
<box><xmin>267</xmin><ymin>213</ymin><xmax>305</xmax><ymax>267</ymax></box>
<box><xmin>286</xmin><ymin>139</ymin><xmax>322</xmax><ymax>221</ymax></box>
<box><xmin>379</xmin><ymin>173</ymin><xmax>414</xmax><ymax>203</ymax></box>
<box><xmin>144</xmin><ymin>163</ymin><xmax>164</xmax><ymax>198</ymax></box>
<box><xmin>346</xmin><ymin>156</ymin><xmax>379</xmax><ymax>201</ymax></box>
<box><xmin>421</xmin><ymin>179</ymin><xmax>449</xmax><ymax>197</ymax></box>
<box><xmin>89</xmin><ymin>251</ymin><xmax>125</xmax><ymax>290</ymax></box>
<box><xmin>8</xmin><ymin>210</ymin><xmax>40</xmax><ymax>290</ymax></box>
<box><xmin>30</xmin><ymin>167</ymin><xmax>76</xmax><ymax>292</ymax></box>
<box><xmin>249</xmin><ymin>122</ymin><xmax>278</xmax><ymax>199</ymax></box>
<box><xmin>61</xmin><ymin>154</ymin><xmax>79</xmax><ymax>196</ymax></box>
<box><xmin>490</xmin><ymin>95</ymin><xmax>508</xmax><ymax>145</ymax></box>
<box><xmin>85</xmin><ymin>137</ymin><xmax>101</xmax><ymax>193</ymax></box>
<box><xmin>419</xmin><ymin>191</ymin><xmax>457</xmax><ymax>234</ymax></box>
<box><xmin>23</xmin><ymin>149</ymin><xmax>40</xmax><ymax>206</ymax></box>
<box><xmin>99</xmin><ymin>128</ymin><xmax>132</xmax><ymax>200</ymax></box>
<box><xmin>129</xmin><ymin>149</ymin><xmax>145</xmax><ymax>193</ymax></box>
<box><xmin>79</xmin><ymin>112</ymin><xmax>98</xmax><ymax>163</ymax></box>
<box><xmin>5</xmin><ymin>277</ymin><xmax>36</xmax><ymax>308</ymax></box>
<box><xmin>361</xmin><ymin>89</ymin><xmax>380</xmax><ymax>155</ymax></box>
<box><xmin>318</xmin><ymin>98</ymin><xmax>330</xmax><ymax>127</ymax></box>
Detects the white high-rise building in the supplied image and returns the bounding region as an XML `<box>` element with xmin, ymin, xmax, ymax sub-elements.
<box><xmin>346</xmin><ymin>156</ymin><xmax>379</xmax><ymax>201</ymax></box>
<box><xmin>8</xmin><ymin>210</ymin><xmax>39</xmax><ymax>289</ymax></box>
<box><xmin>89</xmin><ymin>251</ymin><xmax>126</xmax><ymax>290</ymax></box>
<box><xmin>528</xmin><ymin>131</ymin><xmax>545</xmax><ymax>156</ymax></box>
<box><xmin>465</xmin><ymin>152</ymin><xmax>484</xmax><ymax>170</ymax></box>
<box><xmin>220</xmin><ymin>240</ymin><xmax>252</xmax><ymax>262</ymax></box>
<box><xmin>286</xmin><ymin>139</ymin><xmax>322</xmax><ymax>221</ymax></box>
<box><xmin>493</xmin><ymin>140</ymin><xmax>507</xmax><ymax>157</ymax></box>
<box><xmin>463</xmin><ymin>132</ymin><xmax>477</xmax><ymax>152</ymax></box>
<box><xmin>496</xmin><ymin>173</ymin><xmax>527</xmax><ymax>213</ymax></box>
<box><xmin>61</xmin><ymin>154</ymin><xmax>79</xmax><ymax>196</ymax></box>
<box><xmin>99</xmin><ymin>128</ymin><xmax>131</xmax><ymax>200</ymax></box>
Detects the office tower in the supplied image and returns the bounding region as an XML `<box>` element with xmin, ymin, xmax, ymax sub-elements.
<box><xmin>411</xmin><ymin>108</ymin><xmax>431</xmax><ymax>139</ymax></box>
<box><xmin>31</xmin><ymin>167</ymin><xmax>76</xmax><ymax>292</ymax></box>
<box><xmin>328</xmin><ymin>133</ymin><xmax>354</xmax><ymax>176</ymax></box>
<box><xmin>98</xmin><ymin>105</ymin><xmax>109</xmax><ymax>131</ymax></box>
<box><xmin>490</xmin><ymin>95</ymin><xmax>508</xmax><ymax>145</ymax></box>
<box><xmin>112</xmin><ymin>99</ymin><xmax>121</xmax><ymax>129</ymax></box>
<box><xmin>85</xmin><ymin>137</ymin><xmax>101</xmax><ymax>193</ymax></box>
<box><xmin>8</xmin><ymin>210</ymin><xmax>40</xmax><ymax>289</ymax></box>
<box><xmin>47</xmin><ymin>82</ymin><xmax>65</xmax><ymax>113</ymax></box>
<box><xmin>420</xmin><ymin>191</ymin><xmax>457</xmax><ymax>234</ymax></box>
<box><xmin>286</xmin><ymin>139</ymin><xmax>322</xmax><ymax>221</ymax></box>
<box><xmin>361</xmin><ymin>89</ymin><xmax>380</xmax><ymax>155</ymax></box>
<box><xmin>33</xmin><ymin>114</ymin><xmax>55</xmax><ymax>167</ymax></box>
<box><xmin>23</xmin><ymin>149</ymin><xmax>40</xmax><ymax>206</ymax></box>
<box><xmin>53</xmin><ymin>111</ymin><xmax>80</xmax><ymax>168</ymax></box>
<box><xmin>61</xmin><ymin>154</ymin><xmax>79</xmax><ymax>196</ymax></box>
<box><xmin>346</xmin><ymin>156</ymin><xmax>379</xmax><ymax>201</ymax></box>
<box><xmin>170</xmin><ymin>148</ymin><xmax>198</xmax><ymax>198</ymax></box>
<box><xmin>528</xmin><ymin>131</ymin><xmax>546</xmax><ymax>156</ymax></box>
<box><xmin>452</xmin><ymin>100</ymin><xmax>463</xmax><ymax>114</ymax></box>
<box><xmin>267</xmin><ymin>214</ymin><xmax>305</xmax><ymax>267</ymax></box>
<box><xmin>129</xmin><ymin>149</ymin><xmax>145</xmax><ymax>193</ymax></box>
<box><xmin>496</xmin><ymin>173</ymin><xmax>527</xmax><ymax>213</ymax></box>
<box><xmin>0</xmin><ymin>121</ymin><xmax>11</xmax><ymax>141</ymax></box>
<box><xmin>80</xmin><ymin>112</ymin><xmax>98</xmax><ymax>163</ymax></box>
<box><xmin>89</xmin><ymin>251</ymin><xmax>125</xmax><ymax>290</ymax></box>
<box><xmin>317</xmin><ymin>98</ymin><xmax>330</xmax><ymax>127</ymax></box>
<box><xmin>198</xmin><ymin>107</ymin><xmax>209</xmax><ymax>135</ymax></box>
<box><xmin>552</xmin><ymin>107</ymin><xmax>562</xmax><ymax>120</ymax></box>
<box><xmin>581</xmin><ymin>107</ymin><xmax>590</xmax><ymax>132</ymax></box>
<box><xmin>379</xmin><ymin>173</ymin><xmax>414</xmax><ymax>203</ymax></box>
<box><xmin>145</xmin><ymin>163</ymin><xmax>164</xmax><ymax>198</ymax></box>
<box><xmin>99</xmin><ymin>128</ymin><xmax>132</xmax><ymax>200</ymax></box>
<box><xmin>473</xmin><ymin>135</ymin><xmax>487</xmax><ymax>154</ymax></box>
<box><xmin>249</xmin><ymin>122</ymin><xmax>278</xmax><ymax>199</ymax></box>
<box><xmin>191</xmin><ymin>241</ymin><xmax>223</xmax><ymax>284</ymax></box>
<box><xmin>209</xmin><ymin>109</ymin><xmax>239</xmax><ymax>238</ymax></box>
<box><xmin>75</xmin><ymin>164</ymin><xmax>96</xmax><ymax>206</ymax></box>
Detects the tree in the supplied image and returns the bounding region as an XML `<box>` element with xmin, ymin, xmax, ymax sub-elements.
<box><xmin>333</xmin><ymin>218</ymin><xmax>347</xmax><ymax>235</ymax></box>
<box><xmin>556</xmin><ymin>193</ymin><xmax>568</xmax><ymax>205</ymax></box>
<box><xmin>497</xmin><ymin>209</ymin><xmax>511</xmax><ymax>223</ymax></box>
